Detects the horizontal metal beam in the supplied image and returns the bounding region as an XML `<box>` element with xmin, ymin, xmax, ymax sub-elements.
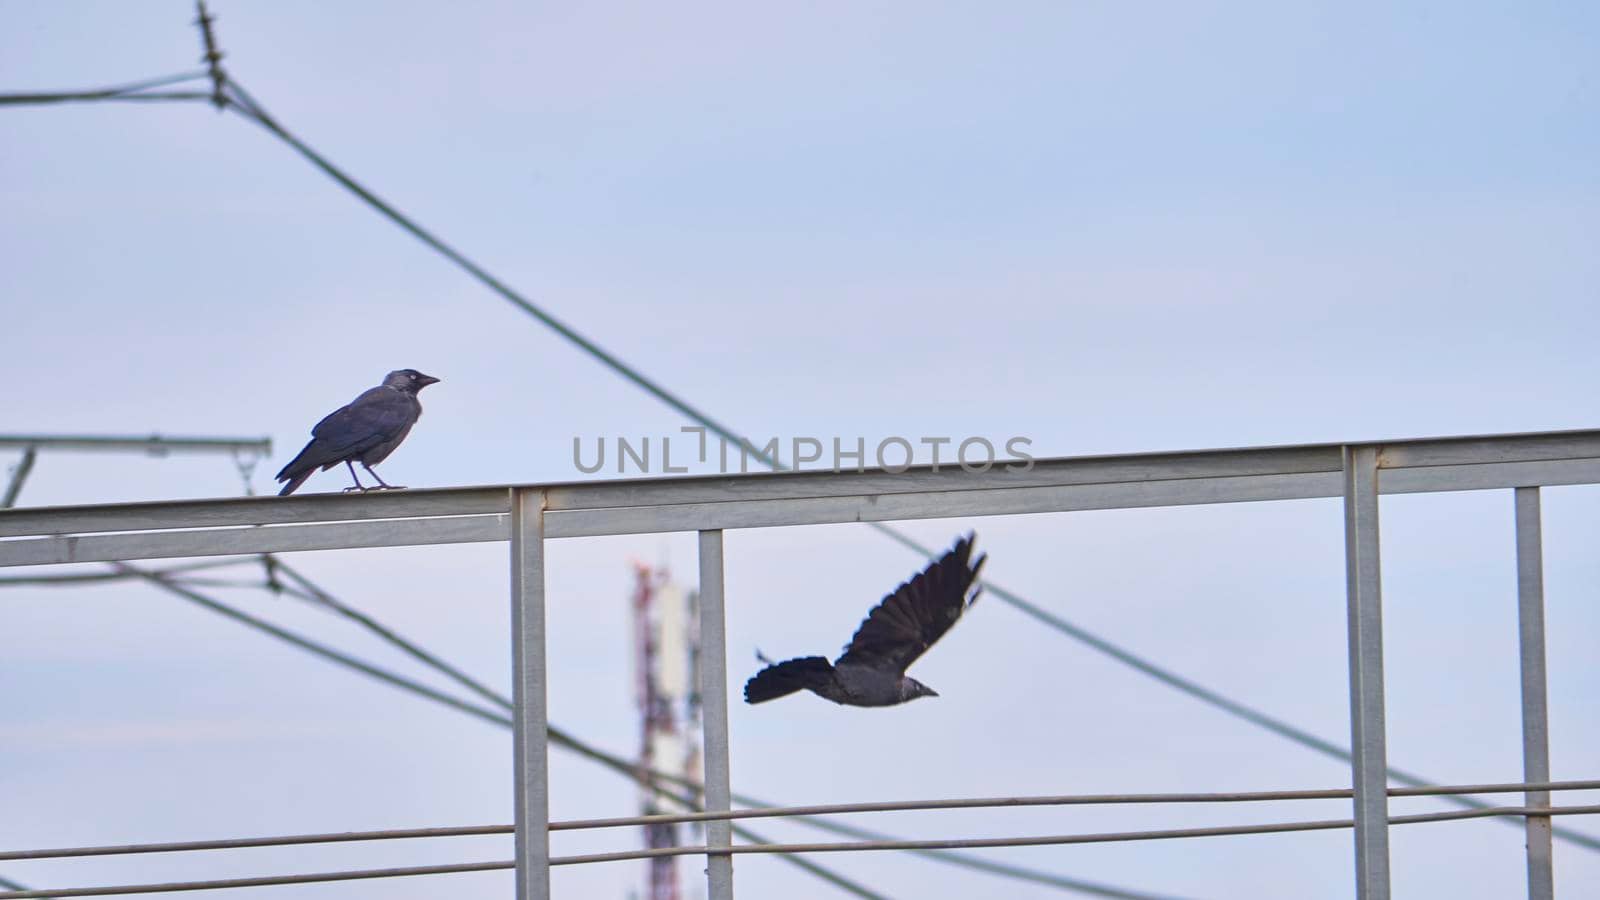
<box><xmin>0</xmin><ymin>434</ymin><xmax>272</xmax><ymax>455</ymax></box>
<box><xmin>0</xmin><ymin>516</ymin><xmax>509</xmax><ymax>566</ymax></box>
<box><xmin>549</xmin><ymin>471</ymin><xmax>1342</xmax><ymax>538</ymax></box>
<box><xmin>543</xmin><ymin>443</ymin><xmax>1344</xmax><ymax>511</ymax></box>
<box><xmin>1372</xmin><ymin>431</ymin><xmax>1600</xmax><ymax>468</ymax></box>
<box><xmin>0</xmin><ymin>487</ymin><xmax>510</xmax><ymax>539</ymax></box>
<box><xmin>3</xmin><ymin>429</ymin><xmax>1600</xmax><ymax>566</ymax></box>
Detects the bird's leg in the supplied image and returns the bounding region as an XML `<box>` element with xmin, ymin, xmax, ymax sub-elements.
<box><xmin>755</xmin><ymin>648</ymin><xmax>776</xmax><ymax>665</ymax></box>
<box><xmin>341</xmin><ymin>460</ymin><xmax>369</xmax><ymax>493</ymax></box>
<box><xmin>362</xmin><ymin>463</ymin><xmax>404</xmax><ymax>491</ymax></box>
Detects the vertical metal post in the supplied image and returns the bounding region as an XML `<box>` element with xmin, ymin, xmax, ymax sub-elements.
<box><xmin>1342</xmin><ymin>445</ymin><xmax>1391</xmax><ymax>899</ymax></box>
<box><xmin>1515</xmin><ymin>487</ymin><xmax>1554</xmax><ymax>900</ymax></box>
<box><xmin>698</xmin><ymin>529</ymin><xmax>734</xmax><ymax>899</ymax></box>
<box><xmin>510</xmin><ymin>488</ymin><xmax>550</xmax><ymax>900</ymax></box>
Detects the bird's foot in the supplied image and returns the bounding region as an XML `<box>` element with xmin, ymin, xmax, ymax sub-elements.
<box><xmin>371</xmin><ymin>484</ymin><xmax>406</xmax><ymax>491</ymax></box>
<box><xmin>341</xmin><ymin>485</ymin><xmax>367</xmax><ymax>493</ymax></box>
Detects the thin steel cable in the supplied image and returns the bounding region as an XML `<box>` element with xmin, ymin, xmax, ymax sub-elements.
<box><xmin>270</xmin><ymin>560</ymin><xmax>512</xmax><ymax>713</ymax></box>
<box><xmin>257</xmin><ymin>564</ymin><xmax>1177</xmax><ymax>900</ymax></box>
<box><xmin>869</xmin><ymin>523</ymin><xmax>1600</xmax><ymax>855</ymax></box>
<box><xmin>6</xmin><ymin>56</ymin><xmax>1589</xmax><ymax>883</ymax></box>
<box><xmin>13</xmin><ymin>57</ymin><xmax>1588</xmax><ymax>867</ymax></box>
<box><xmin>0</xmin><ymin>827</ymin><xmax>508</xmax><ymax>862</ymax></box>
<box><xmin>7</xmin><ymin>781</ymin><xmax>1597</xmax><ymax>862</ymax></box>
<box><xmin>120</xmin><ymin>563</ymin><xmax>888</xmax><ymax>900</ymax></box>
<box><xmin>564</xmin><ymin>779</ymin><xmax>1600</xmax><ymax>831</ymax></box>
<box><xmin>2</xmin><ymin>806</ymin><xmax>1595</xmax><ymax>899</ymax></box>
<box><xmin>261</xmin><ymin>565</ymin><xmax>687</xmax><ymax>792</ymax></box>
<box><xmin>0</xmin><ymin>861</ymin><xmax>511</xmax><ymax>899</ymax></box>
<box><xmin>0</xmin><ymin>878</ymin><xmax>36</xmax><ymax>896</ymax></box>
<box><xmin>0</xmin><ymin>558</ymin><xmax>256</xmax><ymax>587</ymax></box>
<box><xmin>0</xmin><ymin>69</ymin><xmax>211</xmax><ymax>106</ymax></box>
<box><xmin>6</xmin><ymin>43</ymin><xmax>1561</xmax><ymax>896</ymax></box>
<box><xmin>112</xmin><ymin>563</ymin><xmax>516</xmax><ymax>730</ymax></box>
<box><xmin>13</xmin><ymin>44</ymin><xmax>1585</xmax><ymax>889</ymax></box>
<box><xmin>0</xmin><ymin>68</ymin><xmax>1309</xmax><ymax>900</ymax></box>
<box><xmin>163</xmin><ymin>576</ymin><xmax>274</xmax><ymax>589</ymax></box>
<box><xmin>221</xmin><ymin>83</ymin><xmax>756</xmax><ymax>449</ymax></box>
<box><xmin>2</xmin><ymin>92</ymin><xmax>218</xmax><ymax>105</ymax></box>
<box><xmin>556</xmin><ymin>804</ymin><xmax>1600</xmax><ymax>866</ymax></box>
<box><xmin>6</xmin><ymin>37</ymin><xmax>1597</xmax><ymax>869</ymax></box>
<box><xmin>206</xmin><ymin>75</ymin><xmax>1600</xmax><ymax>857</ymax></box>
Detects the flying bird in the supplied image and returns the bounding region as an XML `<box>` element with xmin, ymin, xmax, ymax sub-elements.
<box><xmin>275</xmin><ymin>369</ymin><xmax>440</xmax><ymax>497</ymax></box>
<box><xmin>744</xmin><ymin>533</ymin><xmax>986</xmax><ymax>707</ymax></box>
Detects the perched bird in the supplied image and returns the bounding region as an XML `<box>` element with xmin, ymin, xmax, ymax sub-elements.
<box><xmin>275</xmin><ymin>369</ymin><xmax>440</xmax><ymax>497</ymax></box>
<box><xmin>744</xmin><ymin>533</ymin><xmax>986</xmax><ymax>707</ymax></box>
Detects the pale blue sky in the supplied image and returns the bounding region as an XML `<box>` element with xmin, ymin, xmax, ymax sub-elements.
<box><xmin>2</xmin><ymin>2</ymin><xmax>1598</xmax><ymax>898</ymax></box>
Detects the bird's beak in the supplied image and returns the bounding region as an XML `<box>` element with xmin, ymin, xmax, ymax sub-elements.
<box><xmin>417</xmin><ymin>374</ymin><xmax>441</xmax><ymax>386</ymax></box>
<box><xmin>926</xmin><ymin>688</ymin><xmax>940</xmax><ymax>698</ymax></box>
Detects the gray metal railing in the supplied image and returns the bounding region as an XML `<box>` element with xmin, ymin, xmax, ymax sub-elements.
<box><xmin>4</xmin><ymin>427</ymin><xmax>1597</xmax><ymax>899</ymax></box>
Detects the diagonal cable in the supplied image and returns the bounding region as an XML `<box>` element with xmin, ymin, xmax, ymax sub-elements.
<box><xmin>118</xmin><ymin>561</ymin><xmax>1150</xmax><ymax>899</ymax></box>
<box><xmin>265</xmin><ymin>558</ymin><xmax>1179</xmax><ymax>900</ymax></box>
<box><xmin>0</xmin><ymin>877</ymin><xmax>39</xmax><ymax>897</ymax></box>
<box><xmin>109</xmin><ymin>561</ymin><xmax>883</xmax><ymax>898</ymax></box>
<box><xmin>210</xmin><ymin>75</ymin><xmax>1600</xmax><ymax>856</ymax></box>
<box><xmin>6</xmin><ymin>48</ymin><xmax>1588</xmax><ymax>856</ymax></box>
<box><xmin>7</xmin><ymin>13</ymin><xmax>1590</xmax><ymax>865</ymax></box>
<box><xmin>0</xmin><ymin>71</ymin><xmax>211</xmax><ymax>107</ymax></box>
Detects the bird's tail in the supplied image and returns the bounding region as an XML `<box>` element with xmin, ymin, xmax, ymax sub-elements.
<box><xmin>275</xmin><ymin>441</ymin><xmax>325</xmax><ymax>496</ymax></box>
<box><xmin>743</xmin><ymin>655</ymin><xmax>833</xmax><ymax>704</ymax></box>
<box><xmin>276</xmin><ymin>468</ymin><xmax>315</xmax><ymax>497</ymax></box>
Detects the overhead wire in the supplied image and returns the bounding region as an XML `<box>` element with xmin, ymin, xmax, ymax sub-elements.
<box><xmin>0</xmin><ymin>877</ymin><xmax>38</xmax><ymax>898</ymax></box>
<box><xmin>7</xmin><ymin>780</ymin><xmax>1598</xmax><ymax>862</ymax></box>
<box><xmin>103</xmin><ymin>563</ymin><xmax>885</xmax><ymax>900</ymax></box>
<box><xmin>0</xmin><ymin>23</ymin><xmax>1586</xmax><ymax>856</ymax></box>
<box><xmin>3</xmin><ymin>805</ymin><xmax>1596</xmax><ymax>900</ymax></box>
<box><xmin>11</xmin><ymin>43</ymin><xmax>1588</xmax><ymax>873</ymax></box>
<box><xmin>0</xmin><ymin>71</ymin><xmax>211</xmax><ymax>107</ymax></box>
<box><xmin>0</xmin><ymin>59</ymin><xmax>1191</xmax><ymax>900</ymax></box>
<box><xmin>209</xmin><ymin>558</ymin><xmax>1177</xmax><ymax>900</ymax></box>
<box><xmin>3</xmin><ymin>11</ymin><xmax>1593</xmax><ymax>888</ymax></box>
<box><xmin>207</xmin><ymin>74</ymin><xmax>1600</xmax><ymax>856</ymax></box>
<box><xmin>0</xmin><ymin>558</ymin><xmax>253</xmax><ymax>587</ymax></box>
<box><xmin>111</xmin><ymin>562</ymin><xmax>516</xmax><ymax>729</ymax></box>
<box><xmin>557</xmin><ymin>803</ymin><xmax>1600</xmax><ymax>864</ymax></box>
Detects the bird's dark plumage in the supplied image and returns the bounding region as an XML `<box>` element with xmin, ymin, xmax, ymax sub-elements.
<box><xmin>275</xmin><ymin>369</ymin><xmax>439</xmax><ymax>496</ymax></box>
<box><xmin>741</xmin><ymin>656</ymin><xmax>833</xmax><ymax>704</ymax></box>
<box><xmin>743</xmin><ymin>533</ymin><xmax>985</xmax><ymax>707</ymax></box>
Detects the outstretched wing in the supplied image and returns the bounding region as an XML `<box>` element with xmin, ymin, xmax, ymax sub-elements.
<box><xmin>835</xmin><ymin>533</ymin><xmax>986</xmax><ymax>674</ymax></box>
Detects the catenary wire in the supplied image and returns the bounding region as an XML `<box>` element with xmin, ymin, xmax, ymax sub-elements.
<box><xmin>106</xmin><ymin>563</ymin><xmax>1042</xmax><ymax>900</ymax></box>
<box><xmin>260</xmin><ymin>558</ymin><xmax>1184</xmax><ymax>900</ymax></box>
<box><xmin>4</xmin><ymin>52</ymin><xmax>1592</xmax><ymax>860</ymax></box>
<box><xmin>1</xmin><ymin>805</ymin><xmax>1594</xmax><ymax>899</ymax></box>
<box><xmin>0</xmin><ymin>45</ymin><xmax>1515</xmax><ymax>900</ymax></box>
<box><xmin>0</xmin><ymin>71</ymin><xmax>211</xmax><ymax>106</ymax></box>
<box><xmin>5</xmin><ymin>780</ymin><xmax>1597</xmax><ymax>862</ymax></box>
<box><xmin>210</xmin><ymin>76</ymin><xmax>1600</xmax><ymax>856</ymax></box>
<box><xmin>4</xmin><ymin>24</ymin><xmax>1590</xmax><ymax>888</ymax></box>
